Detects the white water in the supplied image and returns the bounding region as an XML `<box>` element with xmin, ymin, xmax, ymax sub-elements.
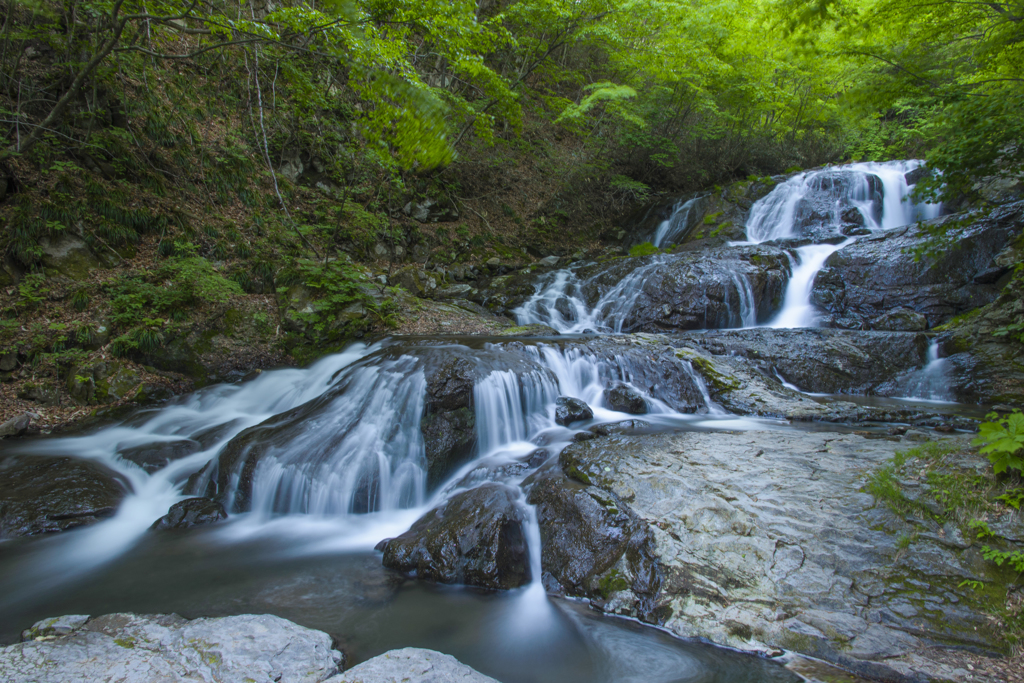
<box><xmin>727</xmin><ymin>270</ymin><xmax>757</xmax><ymax>328</ymax></box>
<box><xmin>514</xmin><ymin>256</ymin><xmax>668</xmax><ymax>333</ymax></box>
<box><xmin>651</xmin><ymin>197</ymin><xmax>701</xmax><ymax>248</ymax></box>
<box><xmin>766</xmin><ymin>240</ymin><xmax>852</xmax><ymax>328</ymax></box>
<box><xmin>897</xmin><ymin>341</ymin><xmax>955</xmax><ymax>402</ymax></box>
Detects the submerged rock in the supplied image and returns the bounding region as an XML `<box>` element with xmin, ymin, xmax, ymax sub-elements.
<box><xmin>555</xmin><ymin>396</ymin><xmax>593</xmax><ymax>426</ymax></box>
<box><xmin>558</xmin><ymin>430</ymin><xmax>1004</xmax><ymax>682</ymax></box>
<box><xmin>118</xmin><ymin>438</ymin><xmax>201</xmax><ymax>473</ymax></box>
<box><xmin>0</xmin><ymin>455</ymin><xmax>128</xmax><ymax>538</ymax></box>
<box><xmin>527</xmin><ymin>472</ymin><xmax>661</xmax><ymax>619</ymax></box>
<box><xmin>326</xmin><ymin>648</ymin><xmax>499</xmax><ymax>683</ymax></box>
<box><xmin>2</xmin><ymin>612</ymin><xmax>343</xmax><ymax>683</ymax></box>
<box><xmin>377</xmin><ymin>483</ymin><xmax>530</xmax><ymax>590</ymax></box>
<box><xmin>151</xmin><ymin>497</ymin><xmax>227</xmax><ymax>530</ymax></box>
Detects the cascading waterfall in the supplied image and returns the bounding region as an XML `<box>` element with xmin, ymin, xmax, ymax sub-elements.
<box><xmin>514</xmin><ymin>256</ymin><xmax>668</xmax><ymax>333</ymax></box>
<box><xmin>745</xmin><ymin>160</ymin><xmax>941</xmax><ymax>327</ymax></box>
<box><xmin>727</xmin><ymin>270</ymin><xmax>757</xmax><ymax>328</ymax></box>
<box><xmin>651</xmin><ymin>197</ymin><xmax>702</xmax><ymax>248</ymax></box>
<box><xmin>896</xmin><ymin>341</ymin><xmax>954</xmax><ymax>402</ymax></box>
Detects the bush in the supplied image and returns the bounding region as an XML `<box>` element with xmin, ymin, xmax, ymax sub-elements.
<box><xmin>974</xmin><ymin>410</ymin><xmax>1024</xmax><ymax>475</ymax></box>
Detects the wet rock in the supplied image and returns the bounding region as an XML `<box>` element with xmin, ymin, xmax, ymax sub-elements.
<box><xmin>793</xmin><ymin>171</ymin><xmax>883</xmax><ymax>240</ymax></box>
<box><xmin>870</xmin><ymin>307</ymin><xmax>928</xmax><ymax>331</ymax></box>
<box><xmin>558</xmin><ymin>430</ymin><xmax>1001</xmax><ymax>682</ymax></box>
<box><xmin>0</xmin><ymin>455</ymin><xmax>128</xmax><ymax>538</ymax></box>
<box><xmin>422</xmin><ymin>357</ymin><xmax>477</xmax><ymax>487</ymax></box>
<box><xmin>905</xmin><ymin>166</ymin><xmax>931</xmax><ymax>186</ymax></box>
<box><xmin>117</xmin><ymin>439</ymin><xmax>201</xmax><ymax>473</ymax></box>
<box><xmin>573</xmin><ymin>245</ymin><xmax>790</xmax><ymax>331</ymax></box>
<box><xmin>527</xmin><ymin>472</ymin><xmax>661</xmax><ymax>619</ymax></box>
<box><xmin>2</xmin><ymin>612</ymin><xmax>343</xmax><ymax>683</ymax></box>
<box><xmin>679</xmin><ymin>328</ymin><xmax>929</xmax><ymax>394</ymax></box>
<box><xmin>497</xmin><ymin>323</ymin><xmax>560</xmax><ymax>337</ymax></box>
<box><xmin>325</xmin><ymin>648</ymin><xmax>499</xmax><ymax>683</ymax></box>
<box><xmin>555</xmin><ymin>396</ymin><xmax>593</xmax><ymax>426</ymax></box>
<box><xmin>813</xmin><ymin>202</ymin><xmax>1022</xmax><ymax>328</ymax></box>
<box><xmin>378</xmin><ymin>483</ymin><xmax>530</xmax><ymax>590</ymax></box>
<box><xmin>151</xmin><ymin>497</ymin><xmax>227</xmax><ymax>530</ymax></box>
<box><xmin>603</xmin><ymin>381</ymin><xmax>647</xmax><ymax>414</ymax></box>
<box><xmin>0</xmin><ymin>412</ymin><xmax>34</xmax><ymax>438</ymax></box>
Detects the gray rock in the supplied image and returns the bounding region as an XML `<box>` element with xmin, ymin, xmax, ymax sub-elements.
<box><xmin>325</xmin><ymin>648</ymin><xmax>499</xmax><ymax>683</ymax></box>
<box><xmin>870</xmin><ymin>307</ymin><xmax>928</xmax><ymax>331</ymax></box>
<box><xmin>678</xmin><ymin>328</ymin><xmax>929</xmax><ymax>394</ymax></box>
<box><xmin>496</xmin><ymin>324</ymin><xmax>561</xmax><ymax>337</ymax></box>
<box><xmin>0</xmin><ymin>455</ymin><xmax>128</xmax><ymax>538</ymax></box>
<box><xmin>537</xmin><ymin>255</ymin><xmax>561</xmax><ymax>267</ymax></box>
<box><xmin>603</xmin><ymin>381</ymin><xmax>647</xmax><ymax>414</ymax></box>
<box><xmin>557</xmin><ymin>430</ymin><xmax>1002</xmax><ymax>681</ymax></box>
<box><xmin>377</xmin><ymin>483</ymin><xmax>530</xmax><ymax>590</ymax></box>
<box><xmin>151</xmin><ymin>497</ymin><xmax>227</xmax><ymax>530</ymax></box>
<box><xmin>1</xmin><ymin>612</ymin><xmax>343</xmax><ymax>683</ymax></box>
<box><xmin>0</xmin><ymin>351</ymin><xmax>17</xmax><ymax>372</ymax></box>
<box><xmin>813</xmin><ymin>202</ymin><xmax>1022</xmax><ymax>328</ymax></box>
<box><xmin>555</xmin><ymin>396</ymin><xmax>593</xmax><ymax>426</ymax></box>
<box><xmin>38</xmin><ymin>234</ymin><xmax>102</xmax><ymax>279</ymax></box>
<box><xmin>527</xmin><ymin>471</ymin><xmax>661</xmax><ymax>619</ymax></box>
<box><xmin>0</xmin><ymin>412</ymin><xmax>32</xmax><ymax>438</ymax></box>
<box><xmin>437</xmin><ymin>284</ymin><xmax>474</xmax><ymax>299</ymax></box>
<box><xmin>17</xmin><ymin>381</ymin><xmax>59</xmax><ymax>406</ymax></box>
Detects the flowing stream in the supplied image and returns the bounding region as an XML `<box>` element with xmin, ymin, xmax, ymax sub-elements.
<box><xmin>0</xmin><ymin>160</ymin><xmax>954</xmax><ymax>681</ymax></box>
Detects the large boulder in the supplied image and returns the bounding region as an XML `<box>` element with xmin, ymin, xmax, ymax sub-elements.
<box><xmin>117</xmin><ymin>439</ymin><xmax>201</xmax><ymax>473</ymax></box>
<box><xmin>527</xmin><ymin>472</ymin><xmax>661</xmax><ymax>619</ymax></box>
<box><xmin>0</xmin><ymin>455</ymin><xmax>129</xmax><ymax>538</ymax></box>
<box><xmin>603</xmin><ymin>381</ymin><xmax>647</xmax><ymax>414</ymax></box>
<box><xmin>558</xmin><ymin>430</ymin><xmax>1006</xmax><ymax>682</ymax></box>
<box><xmin>812</xmin><ymin>202</ymin><xmax>1023</xmax><ymax>329</ymax></box>
<box><xmin>38</xmin><ymin>234</ymin><xmax>102</xmax><ymax>279</ymax></box>
<box><xmin>325</xmin><ymin>648</ymin><xmax>498</xmax><ymax>683</ymax></box>
<box><xmin>679</xmin><ymin>328</ymin><xmax>929</xmax><ymax>394</ymax></box>
<box><xmin>2</xmin><ymin>612</ymin><xmax>343</xmax><ymax>682</ymax></box>
<box><xmin>421</xmin><ymin>357</ymin><xmax>477</xmax><ymax>487</ymax></box>
<box><xmin>66</xmin><ymin>360</ymin><xmax>141</xmax><ymax>405</ymax></box>
<box><xmin>555</xmin><ymin>396</ymin><xmax>593</xmax><ymax>426</ymax></box>
<box><xmin>569</xmin><ymin>245</ymin><xmax>791</xmax><ymax>331</ymax></box>
<box><xmin>377</xmin><ymin>483</ymin><xmax>530</xmax><ymax>590</ymax></box>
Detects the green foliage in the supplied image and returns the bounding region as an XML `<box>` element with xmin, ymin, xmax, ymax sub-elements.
<box><xmin>629</xmin><ymin>242</ymin><xmax>660</xmax><ymax>257</ymax></box>
<box><xmin>981</xmin><ymin>547</ymin><xmax>1024</xmax><ymax>574</ymax></box>
<box><xmin>974</xmin><ymin>411</ymin><xmax>1024</xmax><ymax>475</ymax></box>
<box><xmin>71</xmin><ymin>290</ymin><xmax>90</xmax><ymax>312</ymax></box>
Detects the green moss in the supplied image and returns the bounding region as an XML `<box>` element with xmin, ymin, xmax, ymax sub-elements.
<box><xmin>114</xmin><ymin>636</ymin><xmax>137</xmax><ymax>649</ymax></box>
<box><xmin>674</xmin><ymin>349</ymin><xmax>740</xmax><ymax>391</ymax></box>
<box><xmin>596</xmin><ymin>569</ymin><xmax>629</xmax><ymax>598</ymax></box>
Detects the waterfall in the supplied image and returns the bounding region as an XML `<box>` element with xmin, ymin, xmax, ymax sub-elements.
<box><xmin>897</xmin><ymin>341</ymin><xmax>954</xmax><ymax>402</ymax></box>
<box><xmin>745</xmin><ymin>161</ymin><xmax>940</xmax><ymax>327</ymax></box>
<box><xmin>514</xmin><ymin>257</ymin><xmax>668</xmax><ymax>334</ymax></box>
<box><xmin>728</xmin><ymin>271</ymin><xmax>757</xmax><ymax>328</ymax></box>
<box><xmin>651</xmin><ymin>197</ymin><xmax>701</xmax><ymax>248</ymax></box>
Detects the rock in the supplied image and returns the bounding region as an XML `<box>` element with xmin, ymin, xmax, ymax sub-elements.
<box><xmin>436</xmin><ymin>284</ymin><xmax>474</xmax><ymax>299</ymax></box>
<box><xmin>421</xmin><ymin>357</ymin><xmax>477</xmax><ymax>487</ymax></box>
<box><xmin>870</xmin><ymin>307</ymin><xmax>928</xmax><ymax>331</ymax></box>
<box><xmin>680</xmin><ymin>328</ymin><xmax>929</xmax><ymax>394</ymax></box>
<box><xmin>17</xmin><ymin>381</ymin><xmax>59</xmax><ymax>406</ymax></box>
<box><xmin>0</xmin><ymin>350</ymin><xmax>17</xmax><ymax>372</ymax></box>
<box><xmin>485</xmin><ymin>257</ymin><xmax>501</xmax><ymax>269</ymax></box>
<box><xmin>67</xmin><ymin>360</ymin><xmax>141</xmax><ymax>405</ymax></box>
<box><xmin>497</xmin><ymin>324</ymin><xmax>560</xmax><ymax>337</ymax></box>
<box><xmin>151</xmin><ymin>497</ymin><xmax>227</xmax><ymax>530</ymax></box>
<box><xmin>38</xmin><ymin>234</ymin><xmax>102</xmax><ymax>279</ymax></box>
<box><xmin>813</xmin><ymin>202</ymin><xmax>1022</xmax><ymax>328</ymax></box>
<box><xmin>0</xmin><ymin>455</ymin><xmax>129</xmax><ymax>538</ymax></box>
<box><xmin>0</xmin><ymin>412</ymin><xmax>33</xmax><ymax>438</ymax></box>
<box><xmin>118</xmin><ymin>439</ymin><xmax>201</xmax><ymax>473</ymax></box>
<box><xmin>2</xmin><ymin>612</ymin><xmax>343</xmax><ymax>683</ymax></box>
<box><xmin>325</xmin><ymin>648</ymin><xmax>499</xmax><ymax>683</ymax></box>
<box><xmin>555</xmin><ymin>396</ymin><xmax>593</xmax><ymax>426</ymax></box>
<box><xmin>390</xmin><ymin>266</ymin><xmax>440</xmax><ymax>299</ymax></box>
<box><xmin>603</xmin><ymin>381</ymin><xmax>647</xmax><ymax>414</ymax></box>
<box><xmin>569</xmin><ymin>244</ymin><xmax>791</xmax><ymax>331</ymax></box>
<box><xmin>403</xmin><ymin>198</ymin><xmax>457</xmax><ymax>223</ymax></box>
<box><xmin>378</xmin><ymin>483</ymin><xmax>530</xmax><ymax>590</ymax></box>
<box><xmin>527</xmin><ymin>472</ymin><xmax>661</xmax><ymax>619</ymax></box>
<box><xmin>557</xmin><ymin>430</ymin><xmax>1001</xmax><ymax>682</ymax></box>
<box><xmin>537</xmin><ymin>255</ymin><xmax>561</xmax><ymax>267</ymax></box>
<box><xmin>904</xmin><ymin>166</ymin><xmax>931</xmax><ymax>186</ymax></box>
<box><xmin>791</xmin><ymin>171</ymin><xmax>883</xmax><ymax>240</ymax></box>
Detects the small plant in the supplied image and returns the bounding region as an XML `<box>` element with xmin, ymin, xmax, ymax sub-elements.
<box><xmin>958</xmin><ymin>579</ymin><xmax>985</xmax><ymax>590</ymax></box>
<box><xmin>629</xmin><ymin>242</ymin><xmax>660</xmax><ymax>257</ymax></box>
<box><xmin>981</xmin><ymin>547</ymin><xmax>1024</xmax><ymax>574</ymax></box>
<box><xmin>71</xmin><ymin>289</ymin><xmax>90</xmax><ymax>311</ymax></box>
<box><xmin>969</xmin><ymin>519</ymin><xmax>995</xmax><ymax>540</ymax></box>
<box><xmin>974</xmin><ymin>410</ymin><xmax>1024</xmax><ymax>475</ymax></box>
<box><xmin>997</xmin><ymin>489</ymin><xmax>1024</xmax><ymax>510</ymax></box>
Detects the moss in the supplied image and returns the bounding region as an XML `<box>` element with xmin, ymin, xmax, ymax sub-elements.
<box><xmin>565</xmin><ymin>464</ymin><xmax>592</xmax><ymax>486</ymax></box>
<box><xmin>114</xmin><ymin>636</ymin><xmax>137</xmax><ymax>649</ymax></box>
<box><xmin>596</xmin><ymin>569</ymin><xmax>629</xmax><ymax>598</ymax></box>
<box><xmin>674</xmin><ymin>349</ymin><xmax>740</xmax><ymax>391</ymax></box>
